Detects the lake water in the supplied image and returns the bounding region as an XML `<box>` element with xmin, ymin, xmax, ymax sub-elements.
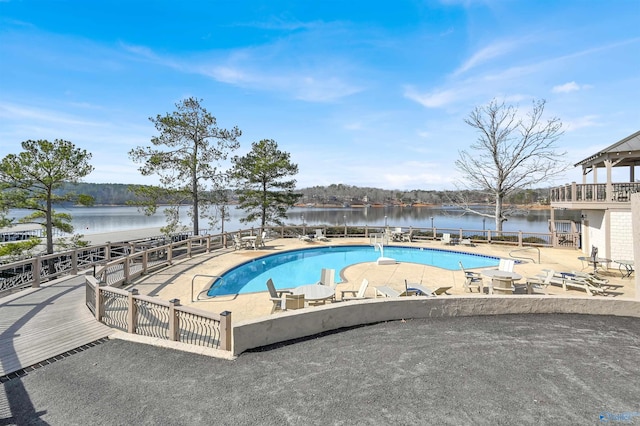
<box><xmin>6</xmin><ymin>205</ymin><xmax>579</xmax><ymax>235</ymax></box>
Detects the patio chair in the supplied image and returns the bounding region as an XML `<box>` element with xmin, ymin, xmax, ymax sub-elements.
<box><xmin>405</xmin><ymin>280</ymin><xmax>451</xmax><ymax>296</ymax></box>
<box><xmin>232</xmin><ymin>233</ymin><xmax>246</xmax><ymax>250</ymax></box>
<box><xmin>250</xmin><ymin>232</ymin><xmax>263</xmax><ymax>250</ymax></box>
<box><xmin>497</xmin><ymin>259</ymin><xmax>515</xmax><ymax>272</ymax></box>
<box><xmin>441</xmin><ymin>233</ymin><xmax>453</xmax><ymax>245</ymax></box>
<box><xmin>540</xmin><ymin>269</ymin><xmax>569</xmax><ymax>290</ymax></box>
<box><xmin>459</xmin><ymin>261</ymin><xmax>482</xmax><ymax>293</ymax></box>
<box><xmin>374</xmin><ymin>285</ymin><xmax>416</xmax><ymax>298</ymax></box>
<box><xmin>314</xmin><ymin>229</ymin><xmax>329</xmax><ymax>241</ymax></box>
<box><xmin>524</xmin><ymin>273</ymin><xmax>552</xmax><ymax>295</ymax></box>
<box><xmin>260</xmin><ymin>230</ymin><xmax>269</xmax><ymax>244</ymax></box>
<box><xmin>318</xmin><ymin>268</ymin><xmax>337</xmax><ymax>301</ymax></box>
<box><xmin>341</xmin><ymin>278</ymin><xmax>370</xmax><ymax>301</ymax></box>
<box><xmin>401</xmin><ymin>228</ymin><xmax>413</xmax><ymax>242</ymax></box>
<box><xmin>266</xmin><ymin>278</ymin><xmax>293</xmax><ymax>314</ymax></box>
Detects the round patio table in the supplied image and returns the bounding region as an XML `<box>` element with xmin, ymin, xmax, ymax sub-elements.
<box><xmin>481</xmin><ymin>270</ymin><xmax>523</xmax><ymax>294</ymax></box>
<box><xmin>291</xmin><ymin>284</ymin><xmax>335</xmax><ymax>303</ymax></box>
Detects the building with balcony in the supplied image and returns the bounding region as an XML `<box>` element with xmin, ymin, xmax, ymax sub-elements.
<box><xmin>550</xmin><ymin>130</ymin><xmax>639</xmax><ymax>264</ymax></box>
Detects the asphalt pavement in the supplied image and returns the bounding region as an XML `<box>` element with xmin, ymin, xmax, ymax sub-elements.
<box><xmin>3</xmin><ymin>314</ymin><xmax>640</xmax><ymax>425</ymax></box>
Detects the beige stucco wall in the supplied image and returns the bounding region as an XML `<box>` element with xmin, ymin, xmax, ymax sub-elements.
<box><xmin>232</xmin><ymin>296</ymin><xmax>640</xmax><ymax>355</ymax></box>
<box><xmin>632</xmin><ymin>193</ymin><xmax>640</xmax><ymax>299</ymax></box>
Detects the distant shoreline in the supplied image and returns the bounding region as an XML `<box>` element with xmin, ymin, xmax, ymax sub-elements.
<box><xmin>293</xmin><ymin>203</ymin><xmax>551</xmax><ymax>210</ymax></box>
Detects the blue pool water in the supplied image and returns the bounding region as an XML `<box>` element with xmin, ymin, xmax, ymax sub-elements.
<box><xmin>207</xmin><ymin>245</ymin><xmax>500</xmax><ymax>296</ymax></box>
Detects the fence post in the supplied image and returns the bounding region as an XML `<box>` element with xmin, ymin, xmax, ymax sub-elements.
<box><xmin>219</xmin><ymin>310</ymin><xmax>232</xmax><ymax>351</ymax></box>
<box><xmin>123</xmin><ymin>257</ymin><xmax>130</xmax><ymax>284</ymax></box>
<box><xmin>71</xmin><ymin>249</ymin><xmax>79</xmax><ymax>275</ymax></box>
<box><xmin>168</xmin><ymin>244</ymin><xmax>173</xmax><ymax>265</ymax></box>
<box><xmin>128</xmin><ymin>289</ymin><xmax>139</xmax><ymax>334</ymax></box>
<box><xmin>487</xmin><ymin>230</ymin><xmax>492</xmax><ymax>243</ymax></box>
<box><xmin>169</xmin><ymin>299</ymin><xmax>180</xmax><ymax>341</ymax></box>
<box><xmin>365</xmin><ymin>226</ymin><xmax>368</xmax><ymax>238</ymax></box>
<box><xmin>32</xmin><ymin>257</ymin><xmax>41</xmax><ymax>288</ymax></box>
<box><xmin>142</xmin><ymin>250</ymin><xmax>148</xmax><ymax>274</ymax></box>
<box><xmin>187</xmin><ymin>239</ymin><xmax>192</xmax><ymax>257</ymax></box>
<box><xmin>105</xmin><ymin>242</ymin><xmax>111</xmax><ymax>261</ymax></box>
<box><xmin>518</xmin><ymin>231</ymin><xmax>523</xmax><ymax>247</ymax></box>
<box><xmin>207</xmin><ymin>235</ymin><xmax>212</xmax><ymax>252</ymax></box>
<box><xmin>95</xmin><ymin>284</ymin><xmax>103</xmax><ymax>321</ymax></box>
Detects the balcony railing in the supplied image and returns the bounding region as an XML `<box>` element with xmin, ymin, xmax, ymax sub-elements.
<box><xmin>550</xmin><ymin>182</ymin><xmax>640</xmax><ymax>204</ymax></box>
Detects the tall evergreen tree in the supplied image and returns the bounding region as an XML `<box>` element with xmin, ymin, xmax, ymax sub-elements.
<box><xmin>129</xmin><ymin>97</ymin><xmax>241</xmax><ymax>235</ymax></box>
<box><xmin>0</xmin><ymin>139</ymin><xmax>94</xmax><ymax>254</ymax></box>
<box><xmin>231</xmin><ymin>139</ymin><xmax>301</xmax><ymax>229</ymax></box>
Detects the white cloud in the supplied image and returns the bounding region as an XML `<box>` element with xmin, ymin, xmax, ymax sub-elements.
<box><xmin>552</xmin><ymin>81</ymin><xmax>580</xmax><ymax>93</ymax></box>
<box><xmin>453</xmin><ymin>39</ymin><xmax>523</xmax><ymax>76</ymax></box>
<box><xmin>404</xmin><ymin>86</ymin><xmax>461</xmax><ymax>108</ymax></box>
<box><xmin>564</xmin><ymin>115</ymin><xmax>601</xmax><ymax>131</ymax></box>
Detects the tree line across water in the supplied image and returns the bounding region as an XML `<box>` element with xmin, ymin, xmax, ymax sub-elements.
<box><xmin>56</xmin><ymin>182</ymin><xmax>550</xmax><ymax>207</ymax></box>
<box><xmin>1</xmin><ymin>96</ymin><xmax>565</xmax><ymax>259</ymax></box>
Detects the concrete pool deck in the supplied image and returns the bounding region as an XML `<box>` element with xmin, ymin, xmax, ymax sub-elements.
<box><xmin>127</xmin><ymin>237</ymin><xmax>636</xmax><ymax>323</ymax></box>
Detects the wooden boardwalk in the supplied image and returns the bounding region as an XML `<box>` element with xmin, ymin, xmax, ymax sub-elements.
<box><xmin>0</xmin><ymin>275</ymin><xmax>114</xmax><ymax>377</ymax></box>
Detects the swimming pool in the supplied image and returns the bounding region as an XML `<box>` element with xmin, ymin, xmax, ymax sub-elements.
<box><xmin>207</xmin><ymin>245</ymin><xmax>500</xmax><ymax>296</ymax></box>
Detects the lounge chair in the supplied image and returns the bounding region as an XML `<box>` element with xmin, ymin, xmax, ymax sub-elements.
<box><xmin>459</xmin><ymin>238</ymin><xmax>475</xmax><ymax>247</ymax></box>
<box><xmin>541</xmin><ymin>270</ymin><xmax>607</xmax><ymax>296</ymax></box>
<box><xmin>562</xmin><ymin>275</ymin><xmax>607</xmax><ymax>296</ymax></box>
<box><xmin>314</xmin><ymin>229</ymin><xmax>329</xmax><ymax>241</ymax></box>
<box><xmin>459</xmin><ymin>261</ymin><xmax>482</xmax><ymax>293</ymax></box>
<box><xmin>341</xmin><ymin>278</ymin><xmax>370</xmax><ymax>301</ymax></box>
<box><xmin>298</xmin><ymin>234</ymin><xmax>313</xmax><ymax>242</ymax></box>
<box><xmin>441</xmin><ymin>233</ymin><xmax>453</xmax><ymax>245</ymax></box>
<box><xmin>570</xmin><ymin>271</ymin><xmax>609</xmax><ymax>286</ymax></box>
<box><xmin>405</xmin><ymin>280</ymin><xmax>451</xmax><ymax>296</ymax></box>
<box><xmin>266</xmin><ymin>278</ymin><xmax>293</xmax><ymax>313</ymax></box>
<box><xmin>374</xmin><ymin>285</ymin><xmax>416</xmax><ymax>298</ymax></box>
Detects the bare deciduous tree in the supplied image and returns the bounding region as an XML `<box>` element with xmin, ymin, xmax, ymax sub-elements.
<box><xmin>455</xmin><ymin>99</ymin><xmax>568</xmax><ymax>231</ymax></box>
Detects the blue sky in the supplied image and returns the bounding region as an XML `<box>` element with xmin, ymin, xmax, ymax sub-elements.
<box><xmin>1</xmin><ymin>0</ymin><xmax>639</xmax><ymax>190</ymax></box>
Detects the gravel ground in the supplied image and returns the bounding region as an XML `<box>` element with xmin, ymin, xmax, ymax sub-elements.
<box><xmin>3</xmin><ymin>314</ymin><xmax>640</xmax><ymax>425</ymax></box>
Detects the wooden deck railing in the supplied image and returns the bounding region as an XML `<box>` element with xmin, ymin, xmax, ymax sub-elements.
<box><xmin>85</xmin><ymin>276</ymin><xmax>231</xmax><ymax>351</ymax></box>
<box><xmin>1</xmin><ymin>224</ymin><xmax>578</xmax><ymax>297</ymax></box>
